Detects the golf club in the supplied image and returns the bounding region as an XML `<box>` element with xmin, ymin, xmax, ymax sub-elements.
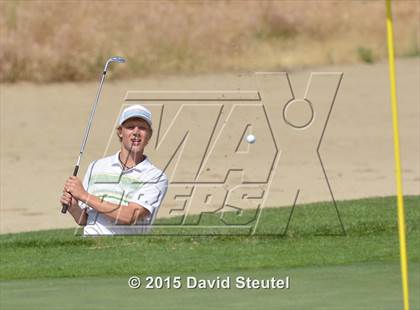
<box><xmin>61</xmin><ymin>56</ymin><xmax>126</xmax><ymax>214</ymax></box>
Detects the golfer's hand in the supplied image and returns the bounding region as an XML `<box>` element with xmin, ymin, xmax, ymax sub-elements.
<box><xmin>64</xmin><ymin>176</ymin><xmax>88</xmax><ymax>202</ymax></box>
<box><xmin>60</xmin><ymin>190</ymin><xmax>78</xmax><ymax>209</ymax></box>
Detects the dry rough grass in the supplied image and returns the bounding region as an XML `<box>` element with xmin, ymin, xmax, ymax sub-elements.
<box><xmin>0</xmin><ymin>0</ymin><xmax>418</xmax><ymax>82</ymax></box>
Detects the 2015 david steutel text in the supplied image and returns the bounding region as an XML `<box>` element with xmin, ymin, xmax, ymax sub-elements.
<box><xmin>128</xmin><ymin>275</ymin><xmax>290</xmax><ymax>290</ymax></box>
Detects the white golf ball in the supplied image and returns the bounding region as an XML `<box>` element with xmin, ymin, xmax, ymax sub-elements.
<box><xmin>246</xmin><ymin>134</ymin><xmax>256</xmax><ymax>144</ymax></box>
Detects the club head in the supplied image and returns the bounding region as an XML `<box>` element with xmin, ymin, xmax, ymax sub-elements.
<box><xmin>110</xmin><ymin>56</ymin><xmax>126</xmax><ymax>63</ymax></box>
<box><xmin>104</xmin><ymin>56</ymin><xmax>126</xmax><ymax>72</ymax></box>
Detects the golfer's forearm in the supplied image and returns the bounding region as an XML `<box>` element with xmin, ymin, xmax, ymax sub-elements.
<box><xmin>83</xmin><ymin>194</ymin><xmax>142</xmax><ymax>225</ymax></box>
<box><xmin>68</xmin><ymin>204</ymin><xmax>87</xmax><ymax>226</ymax></box>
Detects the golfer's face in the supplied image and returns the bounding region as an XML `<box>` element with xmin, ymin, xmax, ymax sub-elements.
<box><xmin>120</xmin><ymin>118</ymin><xmax>151</xmax><ymax>153</ymax></box>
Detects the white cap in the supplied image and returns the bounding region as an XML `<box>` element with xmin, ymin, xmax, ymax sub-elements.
<box><xmin>118</xmin><ymin>105</ymin><xmax>152</xmax><ymax>128</ymax></box>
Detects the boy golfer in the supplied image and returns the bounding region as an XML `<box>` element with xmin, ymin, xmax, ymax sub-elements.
<box><xmin>60</xmin><ymin>105</ymin><xmax>168</xmax><ymax>235</ymax></box>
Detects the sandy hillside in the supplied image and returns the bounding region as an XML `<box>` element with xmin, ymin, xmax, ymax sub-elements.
<box><xmin>1</xmin><ymin>58</ymin><xmax>419</xmax><ymax>234</ymax></box>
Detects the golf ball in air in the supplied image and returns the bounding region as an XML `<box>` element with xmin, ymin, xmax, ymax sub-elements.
<box><xmin>246</xmin><ymin>134</ymin><xmax>256</xmax><ymax>144</ymax></box>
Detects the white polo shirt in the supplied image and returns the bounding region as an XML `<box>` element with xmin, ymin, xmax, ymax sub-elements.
<box><xmin>79</xmin><ymin>152</ymin><xmax>168</xmax><ymax>236</ymax></box>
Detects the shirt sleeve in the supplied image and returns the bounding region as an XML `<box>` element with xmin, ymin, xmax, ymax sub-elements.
<box><xmin>129</xmin><ymin>172</ymin><xmax>168</xmax><ymax>215</ymax></box>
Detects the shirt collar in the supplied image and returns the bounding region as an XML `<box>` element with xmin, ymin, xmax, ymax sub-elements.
<box><xmin>111</xmin><ymin>151</ymin><xmax>150</xmax><ymax>172</ymax></box>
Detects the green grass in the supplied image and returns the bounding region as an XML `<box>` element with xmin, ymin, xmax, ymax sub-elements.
<box><xmin>0</xmin><ymin>196</ymin><xmax>419</xmax><ymax>309</ymax></box>
<box><xmin>1</xmin><ymin>263</ymin><xmax>419</xmax><ymax>310</ymax></box>
<box><xmin>0</xmin><ymin>196</ymin><xmax>419</xmax><ymax>280</ymax></box>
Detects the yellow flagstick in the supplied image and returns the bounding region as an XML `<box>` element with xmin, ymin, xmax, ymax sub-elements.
<box><xmin>385</xmin><ymin>1</ymin><xmax>410</xmax><ymax>309</ymax></box>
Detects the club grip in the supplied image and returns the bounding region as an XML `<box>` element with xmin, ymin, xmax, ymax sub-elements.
<box><xmin>61</xmin><ymin>165</ymin><xmax>80</xmax><ymax>214</ymax></box>
<box><xmin>72</xmin><ymin>165</ymin><xmax>79</xmax><ymax>176</ymax></box>
<box><xmin>61</xmin><ymin>203</ymin><xmax>69</xmax><ymax>214</ymax></box>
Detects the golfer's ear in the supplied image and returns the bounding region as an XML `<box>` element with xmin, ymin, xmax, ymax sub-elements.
<box><xmin>116</xmin><ymin>126</ymin><xmax>122</xmax><ymax>138</ymax></box>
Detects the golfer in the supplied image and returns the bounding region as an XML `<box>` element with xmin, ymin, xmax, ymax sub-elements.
<box><xmin>60</xmin><ymin>105</ymin><xmax>168</xmax><ymax>235</ymax></box>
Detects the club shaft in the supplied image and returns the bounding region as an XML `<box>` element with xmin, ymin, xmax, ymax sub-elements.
<box><xmin>61</xmin><ymin>71</ymin><xmax>108</xmax><ymax>214</ymax></box>
<box><xmin>79</xmin><ymin>71</ymin><xmax>107</xmax><ymax>155</ymax></box>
